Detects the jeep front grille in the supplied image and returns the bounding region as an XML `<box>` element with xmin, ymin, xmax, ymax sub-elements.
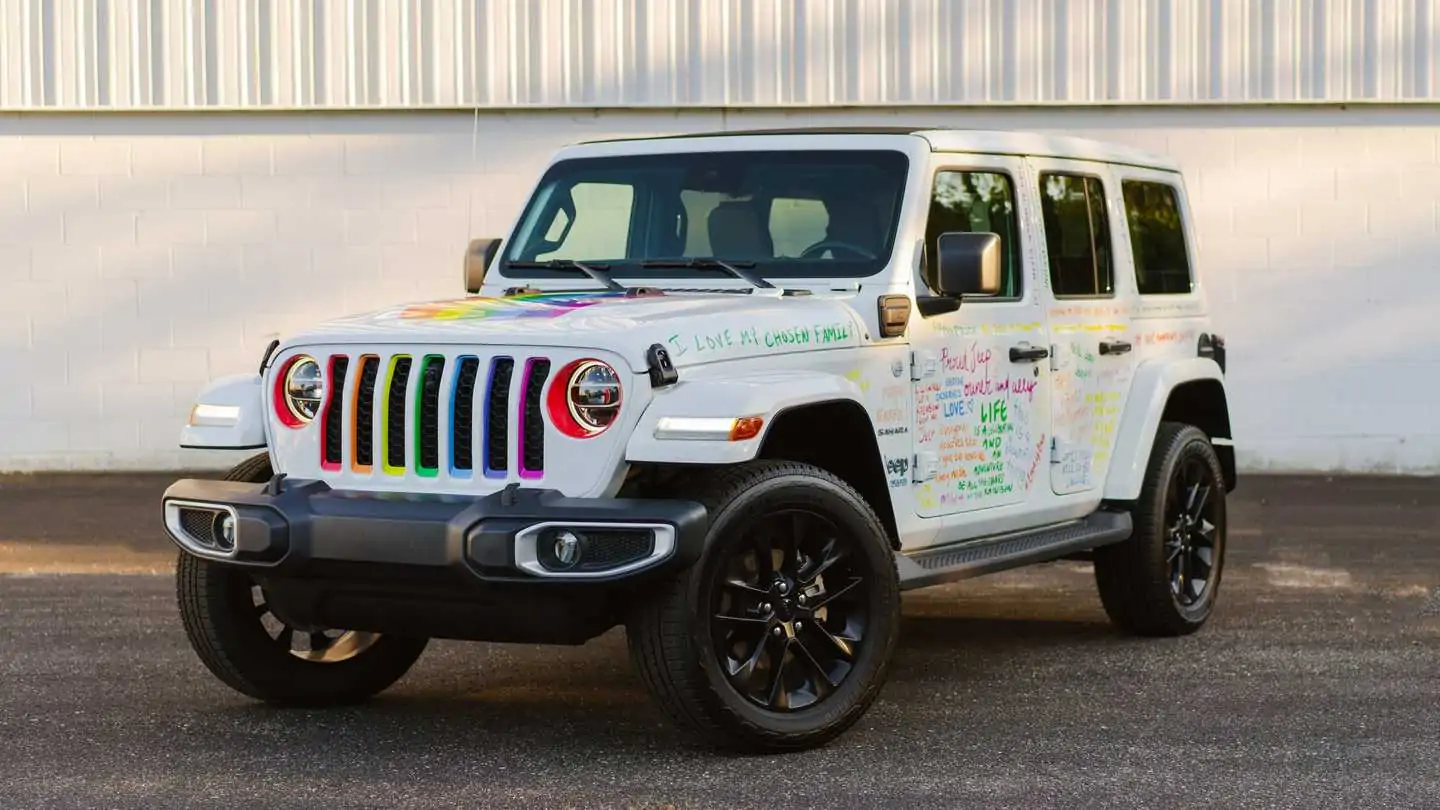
<box><xmin>486</xmin><ymin>358</ymin><xmax>515</xmax><ymax>475</ymax></box>
<box><xmin>353</xmin><ymin>355</ymin><xmax>379</xmax><ymax>471</ymax></box>
<box><xmin>321</xmin><ymin>355</ymin><xmax>349</xmax><ymax>469</ymax></box>
<box><xmin>315</xmin><ymin>350</ymin><xmax>553</xmax><ymax>481</ymax></box>
<box><xmin>384</xmin><ymin>356</ymin><xmax>413</xmax><ymax>474</ymax></box>
<box><xmin>451</xmin><ymin>357</ymin><xmax>480</xmax><ymax>472</ymax></box>
<box><xmin>416</xmin><ymin>356</ymin><xmax>444</xmax><ymax>475</ymax></box>
<box><xmin>519</xmin><ymin>358</ymin><xmax>551</xmax><ymax>479</ymax></box>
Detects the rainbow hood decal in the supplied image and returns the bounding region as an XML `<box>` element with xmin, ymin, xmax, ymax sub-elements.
<box><xmin>397</xmin><ymin>290</ymin><xmax>647</xmax><ymax>321</ymax></box>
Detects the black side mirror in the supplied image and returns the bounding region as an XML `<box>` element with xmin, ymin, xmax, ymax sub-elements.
<box><xmin>930</xmin><ymin>232</ymin><xmax>1002</xmax><ymax>298</ymax></box>
<box><xmin>464</xmin><ymin>238</ymin><xmax>502</xmax><ymax>294</ymax></box>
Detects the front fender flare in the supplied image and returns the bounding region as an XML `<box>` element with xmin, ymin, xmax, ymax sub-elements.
<box><xmin>625</xmin><ymin>371</ymin><xmax>867</xmax><ymax>465</ymax></box>
<box><xmin>1104</xmin><ymin>357</ymin><xmax>1229</xmax><ymax>501</ymax></box>
<box><xmin>179</xmin><ymin>372</ymin><xmax>268</xmax><ymax>450</ymax></box>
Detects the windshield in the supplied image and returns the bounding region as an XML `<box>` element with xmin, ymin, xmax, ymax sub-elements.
<box><xmin>500</xmin><ymin>149</ymin><xmax>910</xmax><ymax>281</ymax></box>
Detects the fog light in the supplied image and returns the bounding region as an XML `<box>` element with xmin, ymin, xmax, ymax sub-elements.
<box><xmin>552</xmin><ymin>530</ymin><xmax>582</xmax><ymax>568</ymax></box>
<box><xmin>537</xmin><ymin>528</ymin><xmax>586</xmax><ymax>571</ymax></box>
<box><xmin>515</xmin><ymin>523</ymin><xmax>674</xmax><ymax>577</ymax></box>
<box><xmin>215</xmin><ymin>513</ymin><xmax>237</xmax><ymax>551</ymax></box>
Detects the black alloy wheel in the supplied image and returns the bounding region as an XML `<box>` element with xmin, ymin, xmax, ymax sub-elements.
<box><xmin>1165</xmin><ymin>456</ymin><xmax>1220</xmax><ymax>607</ymax></box>
<box><xmin>626</xmin><ymin>460</ymin><xmax>900</xmax><ymax>753</ymax></box>
<box><xmin>1093</xmin><ymin>422</ymin><xmax>1228</xmax><ymax>637</ymax></box>
<box><xmin>708</xmin><ymin>508</ymin><xmax>869</xmax><ymax>712</ymax></box>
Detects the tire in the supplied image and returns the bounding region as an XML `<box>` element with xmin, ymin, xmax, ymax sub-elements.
<box><xmin>626</xmin><ymin>460</ymin><xmax>901</xmax><ymax>753</ymax></box>
<box><xmin>175</xmin><ymin>452</ymin><xmax>429</xmax><ymax>706</ymax></box>
<box><xmin>1093</xmin><ymin>422</ymin><xmax>1228</xmax><ymax>637</ymax></box>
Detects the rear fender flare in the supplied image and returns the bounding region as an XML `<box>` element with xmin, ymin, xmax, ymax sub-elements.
<box><xmin>1104</xmin><ymin>357</ymin><xmax>1230</xmax><ymax>501</ymax></box>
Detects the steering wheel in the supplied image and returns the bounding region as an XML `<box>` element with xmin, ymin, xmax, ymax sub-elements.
<box><xmin>798</xmin><ymin>239</ymin><xmax>877</xmax><ymax>260</ymax></box>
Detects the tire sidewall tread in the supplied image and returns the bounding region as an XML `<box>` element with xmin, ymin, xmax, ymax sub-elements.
<box><xmin>175</xmin><ymin>452</ymin><xmax>428</xmax><ymax>707</ymax></box>
<box><xmin>1094</xmin><ymin>422</ymin><xmax>1228</xmax><ymax>637</ymax></box>
<box><xmin>627</xmin><ymin>460</ymin><xmax>901</xmax><ymax>753</ymax></box>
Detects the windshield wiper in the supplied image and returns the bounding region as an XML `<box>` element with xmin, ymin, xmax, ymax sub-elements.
<box><xmin>506</xmin><ymin>259</ymin><xmax>625</xmax><ymax>292</ymax></box>
<box><xmin>641</xmin><ymin>258</ymin><xmax>775</xmax><ymax>290</ymax></box>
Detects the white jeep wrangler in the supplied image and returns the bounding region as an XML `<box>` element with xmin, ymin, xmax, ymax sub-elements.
<box><xmin>165</xmin><ymin>127</ymin><xmax>1234</xmax><ymax>753</ymax></box>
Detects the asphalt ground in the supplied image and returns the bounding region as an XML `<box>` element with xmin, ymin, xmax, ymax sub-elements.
<box><xmin>1</xmin><ymin>471</ymin><xmax>1437</xmax><ymax>809</ymax></box>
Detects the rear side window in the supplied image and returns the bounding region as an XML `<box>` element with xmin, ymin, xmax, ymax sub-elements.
<box><xmin>1038</xmin><ymin>173</ymin><xmax>1113</xmax><ymax>298</ymax></box>
<box><xmin>1122</xmin><ymin>180</ymin><xmax>1194</xmax><ymax>295</ymax></box>
<box><xmin>925</xmin><ymin>170</ymin><xmax>1023</xmax><ymax>299</ymax></box>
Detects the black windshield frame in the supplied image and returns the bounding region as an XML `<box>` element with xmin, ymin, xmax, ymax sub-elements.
<box><xmin>497</xmin><ymin>149</ymin><xmax>911</xmax><ymax>282</ymax></box>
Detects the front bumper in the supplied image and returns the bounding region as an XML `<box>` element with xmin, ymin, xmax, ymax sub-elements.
<box><xmin>161</xmin><ymin>477</ymin><xmax>708</xmax><ymax>586</ymax></box>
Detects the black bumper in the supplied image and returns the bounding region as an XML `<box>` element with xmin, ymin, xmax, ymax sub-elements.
<box><xmin>161</xmin><ymin>477</ymin><xmax>709</xmax><ymax>587</ymax></box>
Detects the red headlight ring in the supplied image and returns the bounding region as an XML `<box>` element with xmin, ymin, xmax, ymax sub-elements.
<box><xmin>546</xmin><ymin>359</ymin><xmax>621</xmax><ymax>439</ymax></box>
<box><xmin>271</xmin><ymin>354</ymin><xmax>323</xmax><ymax>429</ymax></box>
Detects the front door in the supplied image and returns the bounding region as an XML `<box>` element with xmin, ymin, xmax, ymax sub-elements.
<box><xmin>909</xmin><ymin>157</ymin><xmax>1052</xmax><ymax>518</ymax></box>
<box><xmin>1026</xmin><ymin>159</ymin><xmax>1139</xmax><ymax>496</ymax></box>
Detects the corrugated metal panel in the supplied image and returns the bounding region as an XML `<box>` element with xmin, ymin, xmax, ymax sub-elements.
<box><xmin>3</xmin><ymin>0</ymin><xmax>1440</xmax><ymax>110</ymax></box>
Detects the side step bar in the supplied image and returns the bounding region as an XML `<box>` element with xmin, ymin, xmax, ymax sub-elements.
<box><xmin>895</xmin><ymin>510</ymin><xmax>1134</xmax><ymax>591</ymax></box>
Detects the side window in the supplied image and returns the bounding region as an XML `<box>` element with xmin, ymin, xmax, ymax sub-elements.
<box><xmin>925</xmin><ymin>170</ymin><xmax>1022</xmax><ymax>299</ymax></box>
<box><xmin>534</xmin><ymin>181</ymin><xmax>635</xmax><ymax>261</ymax></box>
<box><xmin>1122</xmin><ymin>180</ymin><xmax>1193</xmax><ymax>295</ymax></box>
<box><xmin>1039</xmin><ymin>173</ymin><xmax>1114</xmax><ymax>298</ymax></box>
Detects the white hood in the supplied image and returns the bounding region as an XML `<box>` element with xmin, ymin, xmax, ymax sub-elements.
<box><xmin>281</xmin><ymin>289</ymin><xmax>867</xmax><ymax>372</ymax></box>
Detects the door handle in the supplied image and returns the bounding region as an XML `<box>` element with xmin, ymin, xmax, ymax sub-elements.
<box><xmin>1009</xmin><ymin>344</ymin><xmax>1050</xmax><ymax>363</ymax></box>
<box><xmin>1099</xmin><ymin>340</ymin><xmax>1132</xmax><ymax>356</ymax></box>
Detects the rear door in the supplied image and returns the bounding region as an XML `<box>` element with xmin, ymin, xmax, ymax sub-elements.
<box><xmin>1024</xmin><ymin>158</ymin><xmax>1139</xmax><ymax>496</ymax></box>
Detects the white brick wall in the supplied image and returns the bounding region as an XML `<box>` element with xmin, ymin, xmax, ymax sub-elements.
<box><xmin>1</xmin><ymin>107</ymin><xmax>1438</xmax><ymax>473</ymax></box>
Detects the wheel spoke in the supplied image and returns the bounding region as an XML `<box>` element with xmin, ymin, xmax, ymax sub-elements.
<box><xmin>1189</xmin><ymin>484</ymin><xmax>1211</xmax><ymax>521</ymax></box>
<box><xmin>722</xmin><ymin>578</ymin><xmax>768</xmax><ymax>597</ymax></box>
<box><xmin>765</xmin><ymin>642</ymin><xmax>790</xmax><ymax>710</ymax></box>
<box><xmin>273</xmin><ymin>627</ymin><xmax>296</xmax><ymax>651</ymax></box>
<box><xmin>309</xmin><ymin>631</ymin><xmax>329</xmax><ymax>652</ymax></box>
<box><xmin>775</xmin><ymin>527</ymin><xmax>797</xmax><ymax>578</ymax></box>
<box><xmin>817</xmin><ymin>623</ymin><xmax>856</xmax><ymax>661</ymax></box>
<box><xmin>1189</xmin><ymin>576</ymin><xmax>1208</xmax><ymax>599</ymax></box>
<box><xmin>729</xmin><ymin>631</ymin><xmax>772</xmax><ymax>681</ymax></box>
<box><xmin>1194</xmin><ymin>544</ymin><xmax>1214</xmax><ymax>570</ymax></box>
<box><xmin>792</xmin><ymin>634</ymin><xmax>838</xmax><ymax>689</ymax></box>
<box><xmin>714</xmin><ymin>613</ymin><xmax>770</xmax><ymax>627</ymax></box>
<box><xmin>800</xmin><ymin>538</ymin><xmax>846</xmax><ymax>585</ymax></box>
<box><xmin>810</xmin><ymin>576</ymin><xmax>862</xmax><ymax>610</ymax></box>
<box><xmin>1195</xmin><ymin>519</ymin><xmax>1217</xmax><ymax>543</ymax></box>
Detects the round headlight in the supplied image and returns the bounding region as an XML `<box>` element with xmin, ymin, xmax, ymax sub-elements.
<box><xmin>282</xmin><ymin>356</ymin><xmax>324</xmax><ymax>423</ymax></box>
<box><xmin>548</xmin><ymin>359</ymin><xmax>621</xmax><ymax>437</ymax></box>
<box><xmin>568</xmin><ymin>361</ymin><xmax>621</xmax><ymax>432</ymax></box>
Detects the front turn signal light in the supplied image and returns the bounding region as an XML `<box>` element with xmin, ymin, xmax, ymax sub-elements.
<box><xmin>729</xmin><ymin>416</ymin><xmax>764</xmax><ymax>441</ymax></box>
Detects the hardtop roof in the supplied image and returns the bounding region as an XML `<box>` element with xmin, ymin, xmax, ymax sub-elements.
<box><xmin>577</xmin><ymin>126</ymin><xmax>1179</xmax><ymax>172</ymax></box>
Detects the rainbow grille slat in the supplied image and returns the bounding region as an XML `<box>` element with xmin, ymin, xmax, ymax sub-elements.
<box><xmin>399</xmin><ymin>291</ymin><xmax>640</xmax><ymax>321</ymax></box>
